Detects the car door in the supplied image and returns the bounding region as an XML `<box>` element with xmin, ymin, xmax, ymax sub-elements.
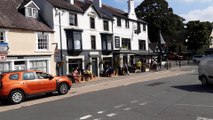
<box><xmin>36</xmin><ymin>72</ymin><xmax>56</xmax><ymax>92</ymax></box>
<box><xmin>207</xmin><ymin>59</ymin><xmax>213</xmax><ymax>83</ymax></box>
<box><xmin>22</xmin><ymin>72</ymin><xmax>43</xmax><ymax>94</ymax></box>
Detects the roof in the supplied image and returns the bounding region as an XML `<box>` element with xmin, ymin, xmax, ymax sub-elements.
<box><xmin>0</xmin><ymin>0</ymin><xmax>53</xmax><ymax>32</ymax></box>
<box><xmin>46</xmin><ymin>0</ymin><xmax>83</xmax><ymax>13</ymax></box>
<box><xmin>75</xmin><ymin>0</ymin><xmax>113</xmax><ymax>20</ymax></box>
<box><xmin>102</xmin><ymin>4</ymin><xmax>147</xmax><ymax>24</ymax></box>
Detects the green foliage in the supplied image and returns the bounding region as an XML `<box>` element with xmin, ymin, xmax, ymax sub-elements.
<box><xmin>185</xmin><ymin>21</ymin><xmax>212</xmax><ymax>54</ymax></box>
<box><xmin>135</xmin><ymin>61</ymin><xmax>142</xmax><ymax>69</ymax></box>
<box><xmin>135</xmin><ymin>0</ymin><xmax>185</xmax><ymax>42</ymax></box>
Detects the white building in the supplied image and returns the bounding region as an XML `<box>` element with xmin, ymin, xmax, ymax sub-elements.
<box><xmin>35</xmin><ymin>0</ymin><xmax>149</xmax><ymax>76</ymax></box>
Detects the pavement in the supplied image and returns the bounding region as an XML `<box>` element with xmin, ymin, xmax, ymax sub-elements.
<box><xmin>0</xmin><ymin>60</ymin><xmax>197</xmax><ymax>113</ymax></box>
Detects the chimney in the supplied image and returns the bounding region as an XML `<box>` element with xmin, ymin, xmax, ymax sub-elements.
<box><xmin>128</xmin><ymin>0</ymin><xmax>137</xmax><ymax>20</ymax></box>
<box><xmin>66</xmin><ymin>0</ymin><xmax>74</xmax><ymax>4</ymax></box>
<box><xmin>93</xmin><ymin>0</ymin><xmax>102</xmax><ymax>8</ymax></box>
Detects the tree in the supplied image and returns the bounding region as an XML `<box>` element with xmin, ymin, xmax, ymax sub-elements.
<box><xmin>135</xmin><ymin>0</ymin><xmax>185</xmax><ymax>43</ymax></box>
<box><xmin>185</xmin><ymin>21</ymin><xmax>212</xmax><ymax>54</ymax></box>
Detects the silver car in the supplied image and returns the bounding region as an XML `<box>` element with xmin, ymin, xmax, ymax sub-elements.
<box><xmin>198</xmin><ymin>55</ymin><xmax>213</xmax><ymax>85</ymax></box>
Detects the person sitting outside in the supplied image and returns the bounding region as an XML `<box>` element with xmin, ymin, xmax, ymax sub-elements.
<box><xmin>72</xmin><ymin>68</ymin><xmax>79</xmax><ymax>83</ymax></box>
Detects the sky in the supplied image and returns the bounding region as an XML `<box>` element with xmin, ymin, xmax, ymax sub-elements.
<box><xmin>102</xmin><ymin>0</ymin><xmax>213</xmax><ymax>22</ymax></box>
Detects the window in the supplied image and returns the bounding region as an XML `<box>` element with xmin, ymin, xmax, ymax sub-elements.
<box><xmin>143</xmin><ymin>24</ymin><xmax>146</xmax><ymax>31</ymax></box>
<box><xmin>125</xmin><ymin>20</ymin><xmax>129</xmax><ymax>28</ymax></box>
<box><xmin>102</xmin><ymin>35</ymin><xmax>112</xmax><ymax>51</ymax></box>
<box><xmin>23</xmin><ymin>72</ymin><xmax>36</xmax><ymax>80</ymax></box>
<box><xmin>122</xmin><ymin>38</ymin><xmax>131</xmax><ymax>50</ymax></box>
<box><xmin>103</xmin><ymin>20</ymin><xmax>109</xmax><ymax>31</ymax></box>
<box><xmin>0</xmin><ymin>62</ymin><xmax>10</xmax><ymax>74</ymax></box>
<box><xmin>37</xmin><ymin>33</ymin><xmax>49</xmax><ymax>50</ymax></box>
<box><xmin>73</xmin><ymin>32</ymin><xmax>81</xmax><ymax>50</ymax></box>
<box><xmin>69</xmin><ymin>13</ymin><xmax>77</xmax><ymax>26</ymax></box>
<box><xmin>91</xmin><ymin>36</ymin><xmax>96</xmax><ymax>50</ymax></box>
<box><xmin>90</xmin><ymin>17</ymin><xmax>95</xmax><ymax>29</ymax></box>
<box><xmin>67</xmin><ymin>31</ymin><xmax>82</xmax><ymax>50</ymax></box>
<box><xmin>26</xmin><ymin>7</ymin><xmax>38</xmax><ymax>18</ymax></box>
<box><xmin>36</xmin><ymin>72</ymin><xmax>52</xmax><ymax>79</ymax></box>
<box><xmin>117</xmin><ymin>17</ymin><xmax>121</xmax><ymax>27</ymax></box>
<box><xmin>134</xmin><ymin>22</ymin><xmax>141</xmax><ymax>34</ymax></box>
<box><xmin>30</xmin><ymin>60</ymin><xmax>48</xmax><ymax>72</ymax></box>
<box><xmin>9</xmin><ymin>74</ymin><xmax>19</xmax><ymax>80</ymax></box>
<box><xmin>139</xmin><ymin>40</ymin><xmax>146</xmax><ymax>50</ymax></box>
<box><xmin>0</xmin><ymin>31</ymin><xmax>5</xmax><ymax>43</ymax></box>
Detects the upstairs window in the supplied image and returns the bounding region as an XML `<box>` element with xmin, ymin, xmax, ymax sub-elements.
<box><xmin>69</xmin><ymin>13</ymin><xmax>77</xmax><ymax>26</ymax></box>
<box><xmin>143</xmin><ymin>24</ymin><xmax>146</xmax><ymax>31</ymax></box>
<box><xmin>117</xmin><ymin>17</ymin><xmax>121</xmax><ymax>27</ymax></box>
<box><xmin>37</xmin><ymin>33</ymin><xmax>49</xmax><ymax>50</ymax></box>
<box><xmin>139</xmin><ymin>40</ymin><xmax>146</xmax><ymax>50</ymax></box>
<box><xmin>103</xmin><ymin>20</ymin><xmax>109</xmax><ymax>31</ymax></box>
<box><xmin>26</xmin><ymin>7</ymin><xmax>38</xmax><ymax>18</ymax></box>
<box><xmin>122</xmin><ymin>38</ymin><xmax>131</xmax><ymax>50</ymax></box>
<box><xmin>90</xmin><ymin>17</ymin><xmax>95</xmax><ymax>29</ymax></box>
<box><xmin>0</xmin><ymin>31</ymin><xmax>6</xmax><ymax>43</ymax></box>
<box><xmin>67</xmin><ymin>31</ymin><xmax>82</xmax><ymax>50</ymax></box>
<box><xmin>125</xmin><ymin>19</ymin><xmax>129</xmax><ymax>28</ymax></box>
<box><xmin>102</xmin><ymin>35</ymin><xmax>112</xmax><ymax>51</ymax></box>
<box><xmin>91</xmin><ymin>36</ymin><xmax>96</xmax><ymax>50</ymax></box>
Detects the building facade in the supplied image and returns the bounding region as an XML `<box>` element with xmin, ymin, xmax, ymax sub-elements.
<box><xmin>0</xmin><ymin>0</ymin><xmax>56</xmax><ymax>75</ymax></box>
<box><xmin>35</xmin><ymin>0</ymin><xmax>149</xmax><ymax>76</ymax></box>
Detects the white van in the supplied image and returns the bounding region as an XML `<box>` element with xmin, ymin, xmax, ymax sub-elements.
<box><xmin>198</xmin><ymin>55</ymin><xmax>213</xmax><ymax>85</ymax></box>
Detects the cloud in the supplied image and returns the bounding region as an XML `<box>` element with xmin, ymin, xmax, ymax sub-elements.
<box><xmin>178</xmin><ymin>0</ymin><xmax>213</xmax><ymax>3</ymax></box>
<box><xmin>180</xmin><ymin>6</ymin><xmax>213</xmax><ymax>22</ymax></box>
<box><xmin>114</xmin><ymin>0</ymin><xmax>142</xmax><ymax>5</ymax></box>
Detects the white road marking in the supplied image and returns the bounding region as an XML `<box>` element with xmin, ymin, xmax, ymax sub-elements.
<box><xmin>197</xmin><ymin>117</ymin><xmax>213</xmax><ymax>120</ymax></box>
<box><xmin>130</xmin><ymin>100</ymin><xmax>138</xmax><ymax>104</ymax></box>
<box><xmin>123</xmin><ymin>107</ymin><xmax>131</xmax><ymax>111</ymax></box>
<box><xmin>93</xmin><ymin>118</ymin><xmax>102</xmax><ymax>120</ymax></box>
<box><xmin>80</xmin><ymin>115</ymin><xmax>93</xmax><ymax>120</ymax></box>
<box><xmin>106</xmin><ymin>113</ymin><xmax>117</xmax><ymax>117</ymax></box>
<box><xmin>177</xmin><ymin>104</ymin><xmax>213</xmax><ymax>108</ymax></box>
<box><xmin>97</xmin><ymin>111</ymin><xmax>105</xmax><ymax>114</ymax></box>
<box><xmin>114</xmin><ymin>104</ymin><xmax>125</xmax><ymax>108</ymax></box>
<box><xmin>140</xmin><ymin>102</ymin><xmax>148</xmax><ymax>106</ymax></box>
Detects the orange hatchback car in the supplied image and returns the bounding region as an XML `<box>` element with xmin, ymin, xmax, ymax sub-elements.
<box><xmin>0</xmin><ymin>70</ymin><xmax>72</xmax><ymax>104</ymax></box>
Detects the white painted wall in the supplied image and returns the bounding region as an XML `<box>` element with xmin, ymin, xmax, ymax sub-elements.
<box><xmin>113</xmin><ymin>17</ymin><xmax>148</xmax><ymax>51</ymax></box>
<box><xmin>52</xmin><ymin>6</ymin><xmax>113</xmax><ymax>50</ymax></box>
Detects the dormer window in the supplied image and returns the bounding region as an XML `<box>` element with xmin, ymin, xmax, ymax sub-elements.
<box><xmin>26</xmin><ymin>7</ymin><xmax>38</xmax><ymax>18</ymax></box>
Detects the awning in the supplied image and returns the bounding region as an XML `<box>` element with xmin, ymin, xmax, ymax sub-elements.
<box><xmin>113</xmin><ymin>50</ymin><xmax>159</xmax><ymax>56</ymax></box>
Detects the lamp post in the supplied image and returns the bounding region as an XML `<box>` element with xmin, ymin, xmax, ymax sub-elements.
<box><xmin>55</xmin><ymin>8</ymin><xmax>64</xmax><ymax>75</ymax></box>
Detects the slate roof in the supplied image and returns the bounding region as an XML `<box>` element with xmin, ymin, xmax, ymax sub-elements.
<box><xmin>46</xmin><ymin>0</ymin><xmax>83</xmax><ymax>13</ymax></box>
<box><xmin>102</xmin><ymin>4</ymin><xmax>147</xmax><ymax>24</ymax></box>
<box><xmin>0</xmin><ymin>0</ymin><xmax>53</xmax><ymax>32</ymax></box>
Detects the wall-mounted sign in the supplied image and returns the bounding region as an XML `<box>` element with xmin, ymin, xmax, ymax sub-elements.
<box><xmin>115</xmin><ymin>36</ymin><xmax>120</xmax><ymax>48</ymax></box>
<box><xmin>0</xmin><ymin>43</ymin><xmax>8</xmax><ymax>54</ymax></box>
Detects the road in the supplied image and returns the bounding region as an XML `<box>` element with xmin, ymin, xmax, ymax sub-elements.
<box><xmin>1</xmin><ymin>65</ymin><xmax>213</xmax><ymax>120</ymax></box>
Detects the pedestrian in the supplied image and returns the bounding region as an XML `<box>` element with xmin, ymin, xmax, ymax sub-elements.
<box><xmin>72</xmin><ymin>67</ymin><xmax>79</xmax><ymax>83</ymax></box>
<box><xmin>125</xmin><ymin>63</ymin><xmax>129</xmax><ymax>75</ymax></box>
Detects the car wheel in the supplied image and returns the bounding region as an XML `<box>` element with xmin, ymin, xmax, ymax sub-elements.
<box><xmin>201</xmin><ymin>76</ymin><xmax>208</xmax><ymax>86</ymax></box>
<box><xmin>9</xmin><ymin>90</ymin><xmax>24</xmax><ymax>104</ymax></box>
<box><xmin>58</xmin><ymin>83</ymin><xmax>69</xmax><ymax>95</ymax></box>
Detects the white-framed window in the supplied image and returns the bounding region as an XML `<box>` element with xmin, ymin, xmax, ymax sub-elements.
<box><xmin>37</xmin><ymin>33</ymin><xmax>49</xmax><ymax>50</ymax></box>
<box><xmin>69</xmin><ymin>13</ymin><xmax>77</xmax><ymax>26</ymax></box>
<box><xmin>0</xmin><ymin>31</ymin><xmax>6</xmax><ymax>43</ymax></box>
<box><xmin>26</xmin><ymin>7</ymin><xmax>38</xmax><ymax>18</ymax></box>
<box><xmin>0</xmin><ymin>62</ymin><xmax>10</xmax><ymax>74</ymax></box>
<box><xmin>29</xmin><ymin>60</ymin><xmax>48</xmax><ymax>72</ymax></box>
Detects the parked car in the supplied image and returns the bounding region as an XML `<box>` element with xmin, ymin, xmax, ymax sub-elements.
<box><xmin>192</xmin><ymin>55</ymin><xmax>204</xmax><ymax>63</ymax></box>
<box><xmin>198</xmin><ymin>55</ymin><xmax>213</xmax><ymax>85</ymax></box>
<box><xmin>0</xmin><ymin>70</ymin><xmax>72</xmax><ymax>104</ymax></box>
